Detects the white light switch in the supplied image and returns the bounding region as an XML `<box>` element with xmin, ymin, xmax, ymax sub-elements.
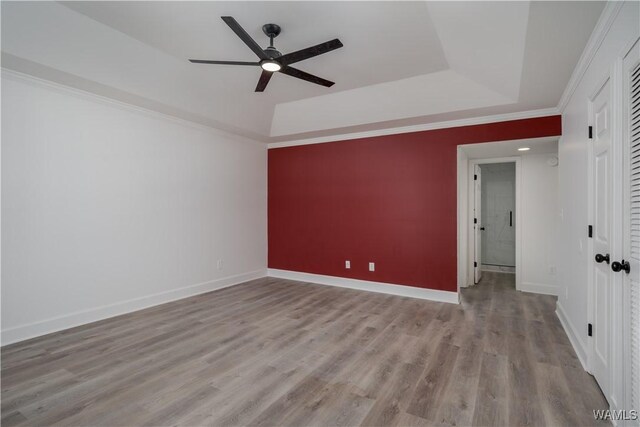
<box><xmin>369</xmin><ymin>262</ymin><xmax>375</xmax><ymax>272</ymax></box>
<box><xmin>345</xmin><ymin>260</ymin><xmax>351</xmax><ymax>269</ymax></box>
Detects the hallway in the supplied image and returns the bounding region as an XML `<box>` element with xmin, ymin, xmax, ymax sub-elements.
<box><xmin>462</xmin><ymin>271</ymin><xmax>608</xmax><ymax>425</ymax></box>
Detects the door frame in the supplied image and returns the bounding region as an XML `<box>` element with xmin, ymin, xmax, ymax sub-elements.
<box><xmin>473</xmin><ymin>164</ymin><xmax>482</xmax><ymax>284</ymax></box>
<box><xmin>585</xmin><ymin>44</ymin><xmax>633</xmax><ymax>413</ymax></box>
<box><xmin>586</xmin><ymin>73</ymin><xmax>617</xmax><ymax>402</ymax></box>
<box><xmin>463</xmin><ymin>157</ymin><xmax>522</xmax><ymax>289</ymax></box>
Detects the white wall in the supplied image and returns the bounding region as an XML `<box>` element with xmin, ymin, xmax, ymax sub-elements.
<box><xmin>557</xmin><ymin>1</ymin><xmax>638</xmax><ymax>369</ymax></box>
<box><xmin>520</xmin><ymin>154</ymin><xmax>558</xmax><ymax>295</ymax></box>
<box><xmin>1</xmin><ymin>71</ymin><xmax>268</xmax><ymax>345</ymax></box>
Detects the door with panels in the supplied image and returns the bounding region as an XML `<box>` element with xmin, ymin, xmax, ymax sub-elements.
<box><xmin>590</xmin><ymin>77</ymin><xmax>613</xmax><ymax>400</ymax></box>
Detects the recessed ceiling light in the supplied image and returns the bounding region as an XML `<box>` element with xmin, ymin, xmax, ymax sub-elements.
<box><xmin>518</xmin><ymin>147</ymin><xmax>530</xmax><ymax>151</ymax></box>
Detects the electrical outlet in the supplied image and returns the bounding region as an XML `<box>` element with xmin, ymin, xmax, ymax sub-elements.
<box><xmin>369</xmin><ymin>262</ymin><xmax>375</xmax><ymax>272</ymax></box>
<box><xmin>345</xmin><ymin>260</ymin><xmax>351</xmax><ymax>269</ymax></box>
<box><xmin>216</xmin><ymin>259</ymin><xmax>223</xmax><ymax>270</ymax></box>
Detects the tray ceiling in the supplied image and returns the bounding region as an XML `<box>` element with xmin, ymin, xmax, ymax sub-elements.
<box><xmin>1</xmin><ymin>1</ymin><xmax>605</xmax><ymax>142</ymax></box>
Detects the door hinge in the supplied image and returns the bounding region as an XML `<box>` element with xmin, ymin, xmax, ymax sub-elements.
<box><xmin>588</xmin><ymin>126</ymin><xmax>593</xmax><ymax>139</ymax></box>
<box><xmin>474</xmin><ymin>174</ymin><xmax>477</xmax><ymax>181</ymax></box>
<box><xmin>588</xmin><ymin>323</ymin><xmax>593</xmax><ymax>337</ymax></box>
<box><xmin>588</xmin><ymin>225</ymin><xmax>593</xmax><ymax>238</ymax></box>
<box><xmin>474</xmin><ymin>218</ymin><xmax>477</xmax><ymax>224</ymax></box>
<box><xmin>474</xmin><ymin>262</ymin><xmax>478</xmax><ymax>268</ymax></box>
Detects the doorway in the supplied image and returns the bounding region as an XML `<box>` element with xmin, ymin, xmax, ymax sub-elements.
<box><xmin>587</xmin><ymin>76</ymin><xmax>613</xmax><ymax>401</ymax></box>
<box><xmin>472</xmin><ymin>160</ymin><xmax>518</xmax><ymax>285</ymax></box>
<box><xmin>479</xmin><ymin>162</ymin><xmax>516</xmax><ymax>273</ymax></box>
<box><xmin>457</xmin><ymin>137</ymin><xmax>559</xmax><ymax>293</ymax></box>
<box><xmin>460</xmin><ymin>153</ymin><xmax>523</xmax><ymax>290</ymax></box>
<box><xmin>584</xmin><ymin>37</ymin><xmax>640</xmax><ymax>412</ymax></box>
<box><xmin>479</xmin><ymin>162</ymin><xmax>516</xmax><ymax>275</ymax></box>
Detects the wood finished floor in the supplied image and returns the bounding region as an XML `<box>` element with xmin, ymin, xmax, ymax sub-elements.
<box><xmin>2</xmin><ymin>272</ymin><xmax>608</xmax><ymax>427</ymax></box>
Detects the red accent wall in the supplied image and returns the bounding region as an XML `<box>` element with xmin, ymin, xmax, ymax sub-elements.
<box><xmin>268</xmin><ymin>116</ymin><xmax>561</xmax><ymax>291</ymax></box>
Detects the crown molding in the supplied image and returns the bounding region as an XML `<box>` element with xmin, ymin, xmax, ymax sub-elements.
<box><xmin>3</xmin><ymin>66</ymin><xmax>556</xmax><ymax>149</ymax></box>
<box><xmin>1</xmin><ymin>68</ymin><xmax>266</xmax><ymax>147</ymax></box>
<box><xmin>557</xmin><ymin>1</ymin><xmax>624</xmax><ymax>113</ymax></box>
<box><xmin>267</xmin><ymin>107</ymin><xmax>559</xmax><ymax>149</ymax></box>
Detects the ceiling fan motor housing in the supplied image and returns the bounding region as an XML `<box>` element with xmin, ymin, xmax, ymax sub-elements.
<box><xmin>264</xmin><ymin>46</ymin><xmax>282</xmax><ymax>59</ymax></box>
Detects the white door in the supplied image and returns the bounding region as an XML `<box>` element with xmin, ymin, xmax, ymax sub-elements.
<box><xmin>622</xmin><ymin>41</ymin><xmax>640</xmax><ymax>421</ymax></box>
<box><xmin>474</xmin><ymin>164</ymin><xmax>482</xmax><ymax>284</ymax></box>
<box><xmin>481</xmin><ymin>163</ymin><xmax>516</xmax><ymax>267</ymax></box>
<box><xmin>590</xmin><ymin>78</ymin><xmax>612</xmax><ymax>400</ymax></box>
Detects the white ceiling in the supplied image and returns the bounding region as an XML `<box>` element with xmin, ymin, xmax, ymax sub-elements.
<box><xmin>1</xmin><ymin>1</ymin><xmax>604</xmax><ymax>143</ymax></box>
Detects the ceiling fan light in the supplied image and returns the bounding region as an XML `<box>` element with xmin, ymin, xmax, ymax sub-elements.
<box><xmin>261</xmin><ymin>60</ymin><xmax>281</xmax><ymax>72</ymax></box>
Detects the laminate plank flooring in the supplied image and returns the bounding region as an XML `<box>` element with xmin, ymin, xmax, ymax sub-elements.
<box><xmin>1</xmin><ymin>272</ymin><xmax>609</xmax><ymax>426</ymax></box>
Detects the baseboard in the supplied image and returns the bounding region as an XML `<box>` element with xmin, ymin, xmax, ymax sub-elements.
<box><xmin>519</xmin><ymin>281</ymin><xmax>558</xmax><ymax>296</ymax></box>
<box><xmin>556</xmin><ymin>301</ymin><xmax>589</xmax><ymax>371</ymax></box>
<box><xmin>481</xmin><ymin>264</ymin><xmax>515</xmax><ymax>273</ymax></box>
<box><xmin>267</xmin><ymin>269</ymin><xmax>459</xmax><ymax>304</ymax></box>
<box><xmin>1</xmin><ymin>269</ymin><xmax>267</xmax><ymax>346</ymax></box>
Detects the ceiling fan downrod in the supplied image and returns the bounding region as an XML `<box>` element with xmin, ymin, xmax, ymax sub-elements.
<box><xmin>262</xmin><ymin>23</ymin><xmax>281</xmax><ymax>48</ymax></box>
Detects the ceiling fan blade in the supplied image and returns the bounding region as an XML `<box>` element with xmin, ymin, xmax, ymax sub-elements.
<box><xmin>255</xmin><ymin>70</ymin><xmax>273</xmax><ymax>92</ymax></box>
<box><xmin>221</xmin><ymin>16</ymin><xmax>268</xmax><ymax>60</ymax></box>
<box><xmin>279</xmin><ymin>39</ymin><xmax>343</xmax><ymax>65</ymax></box>
<box><xmin>280</xmin><ymin>66</ymin><xmax>334</xmax><ymax>88</ymax></box>
<box><xmin>189</xmin><ymin>59</ymin><xmax>260</xmax><ymax>66</ymax></box>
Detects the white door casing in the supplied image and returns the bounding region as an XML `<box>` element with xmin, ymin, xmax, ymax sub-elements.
<box><xmin>474</xmin><ymin>164</ymin><xmax>483</xmax><ymax>284</ymax></box>
<box><xmin>590</xmin><ymin>77</ymin><xmax>613</xmax><ymax>401</ymax></box>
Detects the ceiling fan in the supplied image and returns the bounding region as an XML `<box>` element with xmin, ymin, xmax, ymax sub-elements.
<box><xmin>189</xmin><ymin>16</ymin><xmax>343</xmax><ymax>92</ymax></box>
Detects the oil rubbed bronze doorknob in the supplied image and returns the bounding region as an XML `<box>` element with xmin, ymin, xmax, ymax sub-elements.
<box><xmin>611</xmin><ymin>260</ymin><xmax>630</xmax><ymax>274</ymax></box>
<box><xmin>595</xmin><ymin>253</ymin><xmax>610</xmax><ymax>264</ymax></box>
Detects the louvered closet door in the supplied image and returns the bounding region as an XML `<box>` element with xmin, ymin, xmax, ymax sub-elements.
<box><xmin>625</xmin><ymin>42</ymin><xmax>640</xmax><ymax>422</ymax></box>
